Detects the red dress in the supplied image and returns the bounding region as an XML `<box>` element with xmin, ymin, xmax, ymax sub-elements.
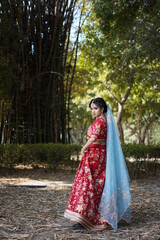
<box><xmin>64</xmin><ymin>117</ymin><xmax>108</xmax><ymax>231</ymax></box>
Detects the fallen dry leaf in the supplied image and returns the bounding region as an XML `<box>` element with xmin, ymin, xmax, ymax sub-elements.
<box><xmin>0</xmin><ymin>168</ymin><xmax>159</xmax><ymax>240</ymax></box>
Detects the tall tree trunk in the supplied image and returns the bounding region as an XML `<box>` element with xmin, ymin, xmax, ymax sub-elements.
<box><xmin>0</xmin><ymin>0</ymin><xmax>79</xmax><ymax>144</ymax></box>
<box><xmin>117</xmin><ymin>103</ymin><xmax>124</xmax><ymax>143</ymax></box>
<box><xmin>106</xmin><ymin>82</ymin><xmax>133</xmax><ymax>143</ymax></box>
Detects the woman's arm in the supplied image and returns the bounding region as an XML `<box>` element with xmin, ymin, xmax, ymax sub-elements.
<box><xmin>81</xmin><ymin>137</ymin><xmax>96</xmax><ymax>155</ymax></box>
<box><xmin>81</xmin><ymin>118</ymin><xmax>103</xmax><ymax>154</ymax></box>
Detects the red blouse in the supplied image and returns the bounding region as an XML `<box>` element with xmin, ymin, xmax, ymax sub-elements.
<box><xmin>87</xmin><ymin>117</ymin><xmax>107</xmax><ymax>140</ymax></box>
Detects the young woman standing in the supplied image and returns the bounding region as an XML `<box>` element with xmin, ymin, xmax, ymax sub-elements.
<box><xmin>64</xmin><ymin>98</ymin><xmax>131</xmax><ymax>231</ymax></box>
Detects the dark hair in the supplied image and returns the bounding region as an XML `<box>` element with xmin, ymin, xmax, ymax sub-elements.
<box><xmin>89</xmin><ymin>97</ymin><xmax>107</xmax><ymax>113</ymax></box>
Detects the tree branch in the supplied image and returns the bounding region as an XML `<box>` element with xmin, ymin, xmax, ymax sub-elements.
<box><xmin>103</xmin><ymin>84</ymin><xmax>121</xmax><ymax>104</ymax></box>
<box><xmin>121</xmin><ymin>85</ymin><xmax>132</xmax><ymax>105</ymax></box>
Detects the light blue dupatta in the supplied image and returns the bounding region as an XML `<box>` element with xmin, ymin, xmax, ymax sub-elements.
<box><xmin>99</xmin><ymin>104</ymin><xmax>132</xmax><ymax>231</ymax></box>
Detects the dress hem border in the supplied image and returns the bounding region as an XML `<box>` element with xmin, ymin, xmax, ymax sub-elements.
<box><xmin>64</xmin><ymin>209</ymin><xmax>109</xmax><ymax>231</ymax></box>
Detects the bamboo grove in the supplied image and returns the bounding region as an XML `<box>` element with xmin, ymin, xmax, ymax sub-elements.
<box><xmin>0</xmin><ymin>0</ymin><xmax>80</xmax><ymax>144</ymax></box>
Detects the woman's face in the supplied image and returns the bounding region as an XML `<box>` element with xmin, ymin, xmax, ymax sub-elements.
<box><xmin>90</xmin><ymin>103</ymin><xmax>102</xmax><ymax>119</ymax></box>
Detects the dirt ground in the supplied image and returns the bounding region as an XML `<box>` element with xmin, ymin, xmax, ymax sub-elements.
<box><xmin>0</xmin><ymin>167</ymin><xmax>160</xmax><ymax>240</ymax></box>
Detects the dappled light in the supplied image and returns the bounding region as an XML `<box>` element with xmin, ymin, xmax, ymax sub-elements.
<box><xmin>0</xmin><ymin>0</ymin><xmax>160</xmax><ymax>239</ymax></box>
<box><xmin>0</xmin><ymin>169</ymin><xmax>159</xmax><ymax>239</ymax></box>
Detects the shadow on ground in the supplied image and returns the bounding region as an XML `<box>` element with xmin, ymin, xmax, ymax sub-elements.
<box><xmin>0</xmin><ymin>168</ymin><xmax>159</xmax><ymax>240</ymax></box>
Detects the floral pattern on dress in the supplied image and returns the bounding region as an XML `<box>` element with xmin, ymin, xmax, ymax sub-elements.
<box><xmin>87</xmin><ymin>117</ymin><xmax>107</xmax><ymax>140</ymax></box>
<box><xmin>64</xmin><ymin>118</ymin><xmax>108</xmax><ymax>230</ymax></box>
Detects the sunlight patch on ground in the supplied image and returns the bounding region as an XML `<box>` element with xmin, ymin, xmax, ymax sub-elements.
<box><xmin>0</xmin><ymin>179</ymin><xmax>72</xmax><ymax>189</ymax></box>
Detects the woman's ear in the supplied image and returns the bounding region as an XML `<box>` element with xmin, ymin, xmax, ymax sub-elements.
<box><xmin>101</xmin><ymin>107</ymin><xmax>104</xmax><ymax>113</ymax></box>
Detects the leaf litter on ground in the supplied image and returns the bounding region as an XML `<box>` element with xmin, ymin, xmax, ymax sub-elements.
<box><xmin>0</xmin><ymin>167</ymin><xmax>160</xmax><ymax>240</ymax></box>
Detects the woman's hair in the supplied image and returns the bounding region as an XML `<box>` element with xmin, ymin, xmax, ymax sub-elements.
<box><xmin>89</xmin><ymin>97</ymin><xmax>107</xmax><ymax>113</ymax></box>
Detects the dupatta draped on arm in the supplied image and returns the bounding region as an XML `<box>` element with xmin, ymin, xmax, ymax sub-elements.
<box><xmin>99</xmin><ymin>104</ymin><xmax>132</xmax><ymax>231</ymax></box>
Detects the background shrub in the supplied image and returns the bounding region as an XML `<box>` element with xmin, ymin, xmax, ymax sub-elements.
<box><xmin>0</xmin><ymin>143</ymin><xmax>159</xmax><ymax>178</ymax></box>
<box><xmin>122</xmin><ymin>144</ymin><xmax>160</xmax><ymax>178</ymax></box>
<box><xmin>0</xmin><ymin>143</ymin><xmax>81</xmax><ymax>170</ymax></box>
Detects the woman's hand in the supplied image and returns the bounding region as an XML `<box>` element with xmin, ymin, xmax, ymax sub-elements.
<box><xmin>81</xmin><ymin>137</ymin><xmax>96</xmax><ymax>156</ymax></box>
<box><xmin>81</xmin><ymin>147</ymin><xmax>86</xmax><ymax>155</ymax></box>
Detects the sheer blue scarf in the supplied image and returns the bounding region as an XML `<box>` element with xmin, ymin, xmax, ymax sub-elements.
<box><xmin>99</xmin><ymin>104</ymin><xmax>131</xmax><ymax>231</ymax></box>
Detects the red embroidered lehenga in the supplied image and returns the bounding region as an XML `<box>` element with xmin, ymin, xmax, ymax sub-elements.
<box><xmin>64</xmin><ymin>117</ymin><xmax>108</xmax><ymax>231</ymax></box>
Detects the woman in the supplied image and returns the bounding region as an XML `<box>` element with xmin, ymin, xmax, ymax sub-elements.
<box><xmin>64</xmin><ymin>98</ymin><xmax>131</xmax><ymax>231</ymax></box>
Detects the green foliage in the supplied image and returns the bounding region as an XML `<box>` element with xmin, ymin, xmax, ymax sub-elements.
<box><xmin>122</xmin><ymin>143</ymin><xmax>160</xmax><ymax>159</ymax></box>
<box><xmin>151</xmin><ymin>123</ymin><xmax>160</xmax><ymax>145</ymax></box>
<box><xmin>69</xmin><ymin>101</ymin><xmax>92</xmax><ymax>144</ymax></box>
<box><xmin>0</xmin><ymin>143</ymin><xmax>159</xmax><ymax>179</ymax></box>
<box><xmin>72</xmin><ymin>0</ymin><xmax>160</xmax><ymax>144</ymax></box>
<box><xmin>0</xmin><ymin>144</ymin><xmax>81</xmax><ymax>169</ymax></box>
<box><xmin>122</xmin><ymin>143</ymin><xmax>160</xmax><ymax>178</ymax></box>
